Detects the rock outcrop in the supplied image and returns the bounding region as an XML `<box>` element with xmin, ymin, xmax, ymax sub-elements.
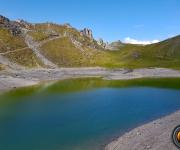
<box><xmin>0</xmin><ymin>15</ymin><xmax>10</xmax><ymax>25</ymax></box>
<box><xmin>0</xmin><ymin>15</ymin><xmax>32</xmax><ymax>36</ymax></box>
<box><xmin>64</xmin><ymin>23</ymin><xmax>72</xmax><ymax>29</ymax></box>
<box><xmin>15</xmin><ymin>19</ymin><xmax>33</xmax><ymax>29</ymax></box>
<box><xmin>0</xmin><ymin>15</ymin><xmax>21</xmax><ymax>35</ymax></box>
<box><xmin>97</xmin><ymin>38</ymin><xmax>107</xmax><ymax>48</ymax></box>
<box><xmin>80</xmin><ymin>28</ymin><xmax>93</xmax><ymax>40</ymax></box>
<box><xmin>106</xmin><ymin>40</ymin><xmax>124</xmax><ymax>50</ymax></box>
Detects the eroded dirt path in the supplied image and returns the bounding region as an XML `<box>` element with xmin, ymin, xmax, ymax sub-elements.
<box><xmin>24</xmin><ymin>34</ymin><xmax>58</xmax><ymax>68</ymax></box>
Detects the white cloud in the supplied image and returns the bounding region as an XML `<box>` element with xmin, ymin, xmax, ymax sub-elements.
<box><xmin>124</xmin><ymin>37</ymin><xmax>159</xmax><ymax>45</ymax></box>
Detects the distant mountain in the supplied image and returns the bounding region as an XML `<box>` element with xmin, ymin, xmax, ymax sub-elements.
<box><xmin>106</xmin><ymin>40</ymin><xmax>124</xmax><ymax>50</ymax></box>
<box><xmin>114</xmin><ymin>35</ymin><xmax>180</xmax><ymax>69</ymax></box>
<box><xmin>0</xmin><ymin>15</ymin><xmax>180</xmax><ymax>70</ymax></box>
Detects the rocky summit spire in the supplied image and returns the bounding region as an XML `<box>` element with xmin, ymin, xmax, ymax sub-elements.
<box><xmin>80</xmin><ymin>28</ymin><xmax>93</xmax><ymax>40</ymax></box>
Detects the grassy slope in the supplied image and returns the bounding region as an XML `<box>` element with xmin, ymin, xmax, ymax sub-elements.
<box><xmin>39</xmin><ymin>36</ymin><xmax>180</xmax><ymax>68</ymax></box>
<box><xmin>32</xmin><ymin>24</ymin><xmax>121</xmax><ymax>67</ymax></box>
<box><xmin>1</xmin><ymin>23</ymin><xmax>180</xmax><ymax>69</ymax></box>
<box><xmin>34</xmin><ymin>23</ymin><xmax>102</xmax><ymax>49</ymax></box>
<box><xmin>37</xmin><ymin>23</ymin><xmax>180</xmax><ymax>68</ymax></box>
<box><xmin>0</xmin><ymin>28</ymin><xmax>27</xmax><ymax>53</ymax></box>
<box><xmin>40</xmin><ymin>37</ymin><xmax>85</xmax><ymax>67</ymax></box>
<box><xmin>0</xmin><ymin>28</ymin><xmax>44</xmax><ymax>68</ymax></box>
<box><xmin>28</xmin><ymin>31</ymin><xmax>50</xmax><ymax>42</ymax></box>
<box><xmin>3</xmin><ymin>48</ymin><xmax>44</xmax><ymax>68</ymax></box>
<box><xmin>40</xmin><ymin>37</ymin><xmax>110</xmax><ymax>67</ymax></box>
<box><xmin>34</xmin><ymin>24</ymin><xmax>124</xmax><ymax>67</ymax></box>
<box><xmin>40</xmin><ymin>37</ymin><xmax>121</xmax><ymax>67</ymax></box>
<box><xmin>115</xmin><ymin>36</ymin><xmax>180</xmax><ymax>69</ymax></box>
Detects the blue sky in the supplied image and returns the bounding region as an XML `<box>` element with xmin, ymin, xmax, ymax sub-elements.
<box><xmin>0</xmin><ymin>0</ymin><xmax>180</xmax><ymax>42</ymax></box>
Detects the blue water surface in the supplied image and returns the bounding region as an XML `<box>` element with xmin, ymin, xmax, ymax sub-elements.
<box><xmin>0</xmin><ymin>87</ymin><xmax>180</xmax><ymax>150</ymax></box>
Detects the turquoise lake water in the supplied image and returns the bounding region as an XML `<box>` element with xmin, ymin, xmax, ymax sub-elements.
<box><xmin>0</xmin><ymin>79</ymin><xmax>180</xmax><ymax>150</ymax></box>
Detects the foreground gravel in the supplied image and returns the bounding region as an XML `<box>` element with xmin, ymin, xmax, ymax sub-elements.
<box><xmin>105</xmin><ymin>111</ymin><xmax>180</xmax><ymax>150</ymax></box>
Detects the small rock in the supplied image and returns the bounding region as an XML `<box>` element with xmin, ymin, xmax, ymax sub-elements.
<box><xmin>146</xmin><ymin>145</ymin><xmax>151</xmax><ymax>149</ymax></box>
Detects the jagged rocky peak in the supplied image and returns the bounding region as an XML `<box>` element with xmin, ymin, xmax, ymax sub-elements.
<box><xmin>15</xmin><ymin>19</ymin><xmax>33</xmax><ymax>29</ymax></box>
<box><xmin>0</xmin><ymin>15</ymin><xmax>33</xmax><ymax>36</ymax></box>
<box><xmin>80</xmin><ymin>28</ymin><xmax>93</xmax><ymax>40</ymax></box>
<box><xmin>0</xmin><ymin>15</ymin><xmax>32</xmax><ymax>29</ymax></box>
<box><xmin>0</xmin><ymin>15</ymin><xmax>21</xmax><ymax>35</ymax></box>
<box><xmin>0</xmin><ymin>15</ymin><xmax>10</xmax><ymax>24</ymax></box>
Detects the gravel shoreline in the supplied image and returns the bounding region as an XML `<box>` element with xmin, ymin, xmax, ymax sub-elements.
<box><xmin>1</xmin><ymin>67</ymin><xmax>180</xmax><ymax>92</ymax></box>
<box><xmin>105</xmin><ymin>111</ymin><xmax>180</xmax><ymax>150</ymax></box>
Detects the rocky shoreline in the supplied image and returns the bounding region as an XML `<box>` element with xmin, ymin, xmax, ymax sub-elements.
<box><xmin>105</xmin><ymin>111</ymin><xmax>180</xmax><ymax>150</ymax></box>
<box><xmin>1</xmin><ymin>67</ymin><xmax>180</xmax><ymax>92</ymax></box>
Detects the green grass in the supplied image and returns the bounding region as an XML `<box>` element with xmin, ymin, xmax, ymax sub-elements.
<box><xmin>0</xmin><ymin>28</ymin><xmax>45</xmax><ymax>68</ymax></box>
<box><xmin>3</xmin><ymin>48</ymin><xmax>44</xmax><ymax>68</ymax></box>
<box><xmin>40</xmin><ymin>37</ymin><xmax>180</xmax><ymax>68</ymax></box>
<box><xmin>28</xmin><ymin>31</ymin><xmax>50</xmax><ymax>41</ymax></box>
<box><xmin>113</xmin><ymin>36</ymin><xmax>180</xmax><ymax>69</ymax></box>
<box><xmin>37</xmin><ymin>23</ymin><xmax>180</xmax><ymax>69</ymax></box>
<box><xmin>40</xmin><ymin>37</ymin><xmax>85</xmax><ymax>67</ymax></box>
<box><xmin>40</xmin><ymin>37</ymin><xmax>109</xmax><ymax>67</ymax></box>
<box><xmin>0</xmin><ymin>64</ymin><xmax>5</xmax><ymax>71</ymax></box>
<box><xmin>0</xmin><ymin>28</ymin><xmax>27</xmax><ymax>53</ymax></box>
<box><xmin>1</xmin><ymin>22</ymin><xmax>180</xmax><ymax>69</ymax></box>
<box><xmin>34</xmin><ymin>23</ymin><xmax>102</xmax><ymax>49</ymax></box>
<box><xmin>9</xmin><ymin>22</ymin><xmax>180</xmax><ymax>69</ymax></box>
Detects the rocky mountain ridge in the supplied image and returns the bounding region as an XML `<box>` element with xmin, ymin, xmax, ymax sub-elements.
<box><xmin>0</xmin><ymin>15</ymin><xmax>124</xmax><ymax>51</ymax></box>
<box><xmin>0</xmin><ymin>14</ymin><xmax>180</xmax><ymax>70</ymax></box>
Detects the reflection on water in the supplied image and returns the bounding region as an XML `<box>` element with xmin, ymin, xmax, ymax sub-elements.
<box><xmin>0</xmin><ymin>78</ymin><xmax>180</xmax><ymax>150</ymax></box>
